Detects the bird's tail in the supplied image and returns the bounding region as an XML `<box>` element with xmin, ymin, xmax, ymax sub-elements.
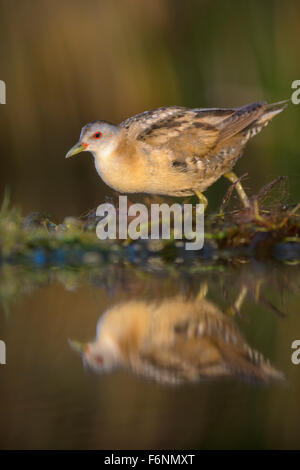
<box><xmin>217</xmin><ymin>99</ymin><xmax>288</xmax><ymax>142</ymax></box>
<box><xmin>257</xmin><ymin>99</ymin><xmax>289</xmax><ymax>125</ymax></box>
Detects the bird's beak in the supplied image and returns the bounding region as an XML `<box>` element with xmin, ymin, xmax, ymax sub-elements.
<box><xmin>65</xmin><ymin>142</ymin><xmax>87</xmax><ymax>159</ymax></box>
<box><xmin>68</xmin><ymin>339</ymin><xmax>86</xmax><ymax>354</ymax></box>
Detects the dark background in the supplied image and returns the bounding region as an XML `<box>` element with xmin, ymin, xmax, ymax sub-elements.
<box><xmin>0</xmin><ymin>0</ymin><xmax>299</xmax><ymax>219</ymax></box>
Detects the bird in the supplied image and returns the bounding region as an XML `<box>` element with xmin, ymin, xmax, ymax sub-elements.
<box><xmin>69</xmin><ymin>294</ymin><xmax>283</xmax><ymax>385</ymax></box>
<box><xmin>66</xmin><ymin>100</ymin><xmax>288</xmax><ymax>209</ymax></box>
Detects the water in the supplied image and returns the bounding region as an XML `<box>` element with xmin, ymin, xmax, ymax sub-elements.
<box><xmin>0</xmin><ymin>262</ymin><xmax>299</xmax><ymax>449</ymax></box>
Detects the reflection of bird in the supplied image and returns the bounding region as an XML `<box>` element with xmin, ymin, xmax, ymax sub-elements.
<box><xmin>70</xmin><ymin>296</ymin><xmax>283</xmax><ymax>384</ymax></box>
<box><xmin>66</xmin><ymin>101</ymin><xmax>287</xmax><ymax>209</ymax></box>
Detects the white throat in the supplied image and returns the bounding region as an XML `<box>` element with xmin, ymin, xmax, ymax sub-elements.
<box><xmin>93</xmin><ymin>138</ymin><xmax>119</xmax><ymax>162</ymax></box>
<box><xmin>92</xmin><ymin>138</ymin><xmax>120</xmax><ymax>184</ymax></box>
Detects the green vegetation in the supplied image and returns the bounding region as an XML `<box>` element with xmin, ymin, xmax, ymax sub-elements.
<box><xmin>0</xmin><ymin>178</ymin><xmax>300</xmax><ymax>269</ymax></box>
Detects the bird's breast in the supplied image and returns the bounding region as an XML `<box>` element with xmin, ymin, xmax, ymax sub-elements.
<box><xmin>93</xmin><ymin>147</ymin><xmax>149</xmax><ymax>194</ymax></box>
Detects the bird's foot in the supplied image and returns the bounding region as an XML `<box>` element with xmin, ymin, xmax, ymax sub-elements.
<box><xmin>252</xmin><ymin>199</ymin><xmax>266</xmax><ymax>223</ymax></box>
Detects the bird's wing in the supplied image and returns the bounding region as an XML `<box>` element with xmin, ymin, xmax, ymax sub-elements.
<box><xmin>134</xmin><ymin>109</ymin><xmax>226</xmax><ymax>159</ymax></box>
<box><xmin>136</xmin><ymin>314</ymin><xmax>282</xmax><ymax>383</ymax></box>
<box><xmin>133</xmin><ymin>312</ymin><xmax>233</xmax><ymax>384</ymax></box>
<box><xmin>119</xmin><ymin>105</ymin><xmax>236</xmax><ymax>136</ymax></box>
<box><xmin>119</xmin><ymin>106</ymin><xmax>187</xmax><ymax>139</ymax></box>
<box><xmin>121</xmin><ymin>103</ymin><xmax>267</xmax><ymax>162</ymax></box>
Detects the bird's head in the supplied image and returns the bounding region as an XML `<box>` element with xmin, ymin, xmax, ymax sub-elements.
<box><xmin>66</xmin><ymin>121</ymin><xmax>119</xmax><ymax>159</ymax></box>
<box><xmin>69</xmin><ymin>338</ymin><xmax>119</xmax><ymax>374</ymax></box>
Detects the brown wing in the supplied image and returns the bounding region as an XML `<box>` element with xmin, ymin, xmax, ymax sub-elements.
<box><xmin>120</xmin><ymin>103</ymin><xmax>271</xmax><ymax>163</ymax></box>
<box><xmin>119</xmin><ymin>106</ymin><xmax>186</xmax><ymax>139</ymax></box>
<box><xmin>119</xmin><ymin>105</ymin><xmax>236</xmax><ymax>140</ymax></box>
<box><xmin>134</xmin><ymin>109</ymin><xmax>231</xmax><ymax>159</ymax></box>
<box><xmin>136</xmin><ymin>314</ymin><xmax>282</xmax><ymax>384</ymax></box>
<box><xmin>142</xmin><ymin>120</ymin><xmax>219</xmax><ymax>158</ymax></box>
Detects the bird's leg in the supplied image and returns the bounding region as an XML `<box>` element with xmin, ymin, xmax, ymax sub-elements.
<box><xmin>194</xmin><ymin>190</ymin><xmax>208</xmax><ymax>211</ymax></box>
<box><xmin>196</xmin><ymin>282</ymin><xmax>208</xmax><ymax>301</ymax></box>
<box><xmin>234</xmin><ymin>285</ymin><xmax>248</xmax><ymax>311</ymax></box>
<box><xmin>223</xmin><ymin>172</ymin><xmax>250</xmax><ymax>208</ymax></box>
<box><xmin>254</xmin><ymin>279</ymin><xmax>263</xmax><ymax>302</ymax></box>
<box><xmin>225</xmin><ymin>285</ymin><xmax>248</xmax><ymax>316</ymax></box>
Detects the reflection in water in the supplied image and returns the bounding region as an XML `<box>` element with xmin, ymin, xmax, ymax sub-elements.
<box><xmin>70</xmin><ymin>289</ymin><xmax>283</xmax><ymax>384</ymax></box>
<box><xmin>1</xmin><ymin>263</ymin><xmax>299</xmax><ymax>449</ymax></box>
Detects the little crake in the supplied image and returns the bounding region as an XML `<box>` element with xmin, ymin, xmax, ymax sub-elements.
<box><xmin>66</xmin><ymin>101</ymin><xmax>287</xmax><ymax>209</ymax></box>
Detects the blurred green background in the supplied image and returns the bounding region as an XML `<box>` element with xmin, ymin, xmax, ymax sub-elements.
<box><xmin>0</xmin><ymin>0</ymin><xmax>299</xmax><ymax>219</ymax></box>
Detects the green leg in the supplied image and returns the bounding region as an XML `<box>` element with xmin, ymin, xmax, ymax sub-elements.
<box><xmin>196</xmin><ymin>282</ymin><xmax>208</xmax><ymax>301</ymax></box>
<box><xmin>194</xmin><ymin>190</ymin><xmax>208</xmax><ymax>210</ymax></box>
<box><xmin>223</xmin><ymin>171</ymin><xmax>250</xmax><ymax>208</ymax></box>
<box><xmin>225</xmin><ymin>286</ymin><xmax>248</xmax><ymax>316</ymax></box>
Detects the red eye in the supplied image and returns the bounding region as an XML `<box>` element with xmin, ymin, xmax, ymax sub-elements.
<box><xmin>95</xmin><ymin>355</ymin><xmax>103</xmax><ymax>365</ymax></box>
<box><xmin>93</xmin><ymin>131</ymin><xmax>102</xmax><ymax>139</ymax></box>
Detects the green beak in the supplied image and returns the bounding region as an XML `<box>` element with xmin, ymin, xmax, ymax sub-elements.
<box><xmin>65</xmin><ymin>142</ymin><xmax>86</xmax><ymax>159</ymax></box>
<box><xmin>68</xmin><ymin>339</ymin><xmax>86</xmax><ymax>354</ymax></box>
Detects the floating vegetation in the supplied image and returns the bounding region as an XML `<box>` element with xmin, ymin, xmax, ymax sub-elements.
<box><xmin>0</xmin><ymin>256</ymin><xmax>298</xmax><ymax>320</ymax></box>
<box><xmin>0</xmin><ymin>178</ymin><xmax>300</xmax><ymax>269</ymax></box>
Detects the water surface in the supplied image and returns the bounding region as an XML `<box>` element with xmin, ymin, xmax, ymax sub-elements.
<box><xmin>0</xmin><ymin>262</ymin><xmax>299</xmax><ymax>449</ymax></box>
